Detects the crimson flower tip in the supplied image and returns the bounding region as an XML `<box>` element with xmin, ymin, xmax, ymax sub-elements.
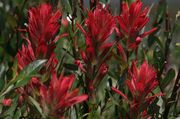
<box><xmin>2</xmin><ymin>98</ymin><xmax>12</xmax><ymax>106</ymax></box>
<box><xmin>40</xmin><ymin>72</ymin><xmax>88</xmax><ymax>117</ymax></box>
<box><xmin>111</xmin><ymin>87</ymin><xmax>129</xmax><ymax>101</ymax></box>
<box><xmin>117</xmin><ymin>0</ymin><xmax>157</xmax><ymax>49</ymax></box>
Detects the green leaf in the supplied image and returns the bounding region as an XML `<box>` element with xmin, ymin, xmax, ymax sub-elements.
<box><xmin>14</xmin><ymin>109</ymin><xmax>21</xmax><ymax>119</ymax></box>
<box><xmin>28</xmin><ymin>96</ymin><xmax>45</xmax><ymax>118</ymax></box>
<box><xmin>0</xmin><ymin>85</ymin><xmax>14</xmax><ymax>97</ymax></box>
<box><xmin>148</xmin><ymin>36</ymin><xmax>163</xmax><ymax>49</ymax></box>
<box><xmin>60</xmin><ymin>0</ymin><xmax>72</xmax><ymax>13</ymax></box>
<box><xmin>148</xmin><ymin>98</ymin><xmax>160</xmax><ymax>118</ymax></box>
<box><xmin>155</xmin><ymin>1</ymin><xmax>166</xmax><ymax>25</ymax></box>
<box><xmin>87</xmin><ymin>107</ymin><xmax>100</xmax><ymax>119</ymax></box>
<box><xmin>118</xmin><ymin>71</ymin><xmax>127</xmax><ymax>86</ymax></box>
<box><xmin>0</xmin><ymin>96</ymin><xmax>4</xmax><ymax>114</ymax></box>
<box><xmin>63</xmin><ymin>63</ymin><xmax>78</xmax><ymax>71</ymax></box>
<box><xmin>172</xmin><ymin>43</ymin><xmax>180</xmax><ymax>66</ymax></box>
<box><xmin>6</xmin><ymin>13</ymin><xmax>17</xmax><ymax>29</ymax></box>
<box><xmin>14</xmin><ymin>59</ymin><xmax>46</xmax><ymax>88</ymax></box>
<box><xmin>0</xmin><ymin>63</ymin><xmax>7</xmax><ymax>91</ymax></box>
<box><xmin>161</xmin><ymin>68</ymin><xmax>176</xmax><ymax>89</ymax></box>
<box><xmin>153</xmin><ymin>46</ymin><xmax>164</xmax><ymax>70</ymax></box>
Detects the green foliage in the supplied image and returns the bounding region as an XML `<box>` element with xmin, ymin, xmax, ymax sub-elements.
<box><xmin>161</xmin><ymin>68</ymin><xmax>176</xmax><ymax>89</ymax></box>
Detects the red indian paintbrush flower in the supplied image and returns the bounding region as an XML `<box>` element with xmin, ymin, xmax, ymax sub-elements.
<box><xmin>112</xmin><ymin>61</ymin><xmax>163</xmax><ymax>118</ymax></box>
<box><xmin>126</xmin><ymin>61</ymin><xmax>158</xmax><ymax>101</ymax></box>
<box><xmin>40</xmin><ymin>72</ymin><xmax>88</xmax><ymax>118</ymax></box>
<box><xmin>16</xmin><ymin>3</ymin><xmax>62</xmax><ymax>104</ymax></box>
<box><xmin>77</xmin><ymin>4</ymin><xmax>116</xmax><ymax>64</ymax></box>
<box><xmin>76</xmin><ymin>4</ymin><xmax>116</xmax><ymax>92</ymax></box>
<box><xmin>28</xmin><ymin>3</ymin><xmax>61</xmax><ymax>52</ymax></box>
<box><xmin>117</xmin><ymin>0</ymin><xmax>157</xmax><ymax>49</ymax></box>
<box><xmin>28</xmin><ymin>3</ymin><xmax>61</xmax><ymax>63</ymax></box>
<box><xmin>17</xmin><ymin>3</ymin><xmax>62</xmax><ymax>71</ymax></box>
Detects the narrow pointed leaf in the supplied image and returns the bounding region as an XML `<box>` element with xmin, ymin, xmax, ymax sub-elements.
<box><xmin>15</xmin><ymin>59</ymin><xmax>46</xmax><ymax>88</ymax></box>
<box><xmin>161</xmin><ymin>68</ymin><xmax>176</xmax><ymax>89</ymax></box>
<box><xmin>28</xmin><ymin>96</ymin><xmax>45</xmax><ymax>118</ymax></box>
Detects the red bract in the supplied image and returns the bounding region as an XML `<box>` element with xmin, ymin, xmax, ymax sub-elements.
<box><xmin>28</xmin><ymin>3</ymin><xmax>61</xmax><ymax>50</ymax></box>
<box><xmin>77</xmin><ymin>4</ymin><xmax>116</xmax><ymax>63</ymax></box>
<box><xmin>40</xmin><ymin>72</ymin><xmax>88</xmax><ymax>118</ymax></box>
<box><xmin>117</xmin><ymin>43</ymin><xmax>127</xmax><ymax>62</ymax></box>
<box><xmin>61</xmin><ymin>18</ymin><xmax>69</xmax><ymax>27</ymax></box>
<box><xmin>117</xmin><ymin>0</ymin><xmax>157</xmax><ymax>49</ymax></box>
<box><xmin>28</xmin><ymin>3</ymin><xmax>61</xmax><ymax>64</ymax></box>
<box><xmin>2</xmin><ymin>98</ymin><xmax>12</xmax><ymax>106</ymax></box>
<box><xmin>126</xmin><ymin>61</ymin><xmax>158</xmax><ymax>101</ymax></box>
<box><xmin>17</xmin><ymin>39</ymin><xmax>35</xmax><ymax>70</ymax></box>
<box><xmin>112</xmin><ymin>61</ymin><xmax>163</xmax><ymax>118</ymax></box>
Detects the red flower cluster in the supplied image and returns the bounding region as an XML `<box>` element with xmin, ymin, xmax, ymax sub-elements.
<box><xmin>126</xmin><ymin>61</ymin><xmax>158</xmax><ymax>102</ymax></box>
<box><xmin>77</xmin><ymin>5</ymin><xmax>116</xmax><ymax>64</ymax></box>
<box><xmin>16</xmin><ymin>4</ymin><xmax>88</xmax><ymax>118</ymax></box>
<box><xmin>117</xmin><ymin>0</ymin><xmax>157</xmax><ymax>49</ymax></box>
<box><xmin>40</xmin><ymin>72</ymin><xmax>88</xmax><ymax>118</ymax></box>
<box><xmin>112</xmin><ymin>61</ymin><xmax>163</xmax><ymax>117</ymax></box>
<box><xmin>77</xmin><ymin>4</ymin><xmax>116</xmax><ymax>92</ymax></box>
<box><xmin>17</xmin><ymin>3</ymin><xmax>61</xmax><ymax>72</ymax></box>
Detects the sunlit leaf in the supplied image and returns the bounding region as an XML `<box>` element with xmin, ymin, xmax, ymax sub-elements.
<box><xmin>14</xmin><ymin>59</ymin><xmax>46</xmax><ymax>88</ymax></box>
<box><xmin>28</xmin><ymin>96</ymin><xmax>45</xmax><ymax>118</ymax></box>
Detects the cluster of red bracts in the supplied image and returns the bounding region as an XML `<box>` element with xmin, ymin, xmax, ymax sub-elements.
<box><xmin>17</xmin><ymin>3</ymin><xmax>61</xmax><ymax>72</ymax></box>
<box><xmin>9</xmin><ymin>0</ymin><xmax>163</xmax><ymax>118</ymax></box>
<box><xmin>40</xmin><ymin>72</ymin><xmax>88</xmax><ymax>118</ymax></box>
<box><xmin>76</xmin><ymin>4</ymin><xmax>116</xmax><ymax>95</ymax></box>
<box><xmin>117</xmin><ymin>0</ymin><xmax>157</xmax><ymax>49</ymax></box>
<box><xmin>112</xmin><ymin>61</ymin><xmax>164</xmax><ymax>118</ymax></box>
<box><xmin>75</xmin><ymin>0</ymin><xmax>161</xmax><ymax>118</ymax></box>
<box><xmin>76</xmin><ymin>0</ymin><xmax>157</xmax><ymax>92</ymax></box>
<box><xmin>15</xmin><ymin>4</ymin><xmax>88</xmax><ymax>118</ymax></box>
